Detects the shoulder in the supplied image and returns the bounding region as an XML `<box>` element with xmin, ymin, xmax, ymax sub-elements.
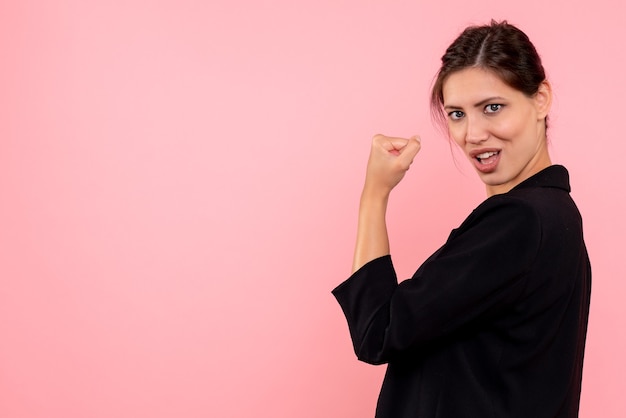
<box><xmin>436</xmin><ymin>193</ymin><xmax>543</xmax><ymax>275</ymax></box>
<box><xmin>457</xmin><ymin>193</ymin><xmax>542</xmax><ymax>235</ymax></box>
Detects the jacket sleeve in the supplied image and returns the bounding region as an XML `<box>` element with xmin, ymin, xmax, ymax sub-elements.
<box><xmin>331</xmin><ymin>196</ymin><xmax>542</xmax><ymax>364</ymax></box>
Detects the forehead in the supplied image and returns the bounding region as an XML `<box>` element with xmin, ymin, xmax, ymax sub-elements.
<box><xmin>442</xmin><ymin>67</ymin><xmax>521</xmax><ymax>106</ymax></box>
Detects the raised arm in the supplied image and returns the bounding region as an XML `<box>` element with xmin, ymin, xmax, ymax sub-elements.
<box><xmin>352</xmin><ymin>134</ymin><xmax>421</xmax><ymax>272</ymax></box>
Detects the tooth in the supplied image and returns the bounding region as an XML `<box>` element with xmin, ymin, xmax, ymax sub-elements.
<box><xmin>477</xmin><ymin>151</ymin><xmax>497</xmax><ymax>159</ymax></box>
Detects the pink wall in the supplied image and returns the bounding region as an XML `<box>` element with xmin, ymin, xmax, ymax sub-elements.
<box><xmin>1</xmin><ymin>1</ymin><xmax>623</xmax><ymax>416</ymax></box>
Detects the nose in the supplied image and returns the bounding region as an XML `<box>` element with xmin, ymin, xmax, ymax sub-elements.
<box><xmin>465</xmin><ymin>115</ymin><xmax>489</xmax><ymax>144</ymax></box>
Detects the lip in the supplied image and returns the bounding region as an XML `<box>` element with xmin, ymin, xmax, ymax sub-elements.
<box><xmin>469</xmin><ymin>148</ymin><xmax>501</xmax><ymax>173</ymax></box>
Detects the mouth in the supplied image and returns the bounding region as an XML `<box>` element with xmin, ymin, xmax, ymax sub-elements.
<box><xmin>475</xmin><ymin>150</ymin><xmax>500</xmax><ymax>165</ymax></box>
<box><xmin>469</xmin><ymin>149</ymin><xmax>501</xmax><ymax>173</ymax></box>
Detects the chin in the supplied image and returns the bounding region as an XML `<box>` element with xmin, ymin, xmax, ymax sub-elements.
<box><xmin>476</xmin><ymin>171</ymin><xmax>512</xmax><ymax>188</ymax></box>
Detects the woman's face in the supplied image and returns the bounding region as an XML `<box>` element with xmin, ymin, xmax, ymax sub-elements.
<box><xmin>442</xmin><ymin>67</ymin><xmax>552</xmax><ymax>196</ymax></box>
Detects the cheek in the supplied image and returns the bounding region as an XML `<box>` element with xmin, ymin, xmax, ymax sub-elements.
<box><xmin>447</xmin><ymin>123</ymin><xmax>465</xmax><ymax>147</ymax></box>
<box><xmin>491</xmin><ymin>122</ymin><xmax>513</xmax><ymax>138</ymax></box>
<box><xmin>491</xmin><ymin>118</ymin><xmax>524</xmax><ymax>140</ymax></box>
<box><xmin>496</xmin><ymin>109</ymin><xmax>534</xmax><ymax>139</ymax></box>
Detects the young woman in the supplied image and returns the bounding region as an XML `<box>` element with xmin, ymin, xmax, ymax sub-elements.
<box><xmin>332</xmin><ymin>21</ymin><xmax>591</xmax><ymax>418</ymax></box>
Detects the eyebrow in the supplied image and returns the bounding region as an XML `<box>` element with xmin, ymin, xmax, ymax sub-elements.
<box><xmin>443</xmin><ymin>96</ymin><xmax>507</xmax><ymax>110</ymax></box>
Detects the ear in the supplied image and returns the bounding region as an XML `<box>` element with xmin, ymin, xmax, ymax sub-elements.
<box><xmin>533</xmin><ymin>80</ymin><xmax>552</xmax><ymax>120</ymax></box>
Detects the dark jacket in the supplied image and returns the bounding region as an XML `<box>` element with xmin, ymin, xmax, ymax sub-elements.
<box><xmin>332</xmin><ymin>165</ymin><xmax>591</xmax><ymax>418</ymax></box>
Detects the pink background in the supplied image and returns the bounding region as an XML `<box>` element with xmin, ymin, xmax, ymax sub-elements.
<box><xmin>1</xmin><ymin>1</ymin><xmax>624</xmax><ymax>417</ymax></box>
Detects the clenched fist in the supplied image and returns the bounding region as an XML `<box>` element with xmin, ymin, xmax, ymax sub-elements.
<box><xmin>363</xmin><ymin>134</ymin><xmax>421</xmax><ymax>195</ymax></box>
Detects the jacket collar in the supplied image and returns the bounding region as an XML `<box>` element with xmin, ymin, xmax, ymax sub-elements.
<box><xmin>511</xmin><ymin>165</ymin><xmax>571</xmax><ymax>193</ymax></box>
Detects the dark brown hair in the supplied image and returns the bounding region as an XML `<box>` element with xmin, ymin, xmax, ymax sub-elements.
<box><xmin>430</xmin><ymin>20</ymin><xmax>547</xmax><ymax>130</ymax></box>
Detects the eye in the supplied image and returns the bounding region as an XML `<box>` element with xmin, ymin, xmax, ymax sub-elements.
<box><xmin>447</xmin><ymin>110</ymin><xmax>465</xmax><ymax>120</ymax></box>
<box><xmin>484</xmin><ymin>104</ymin><xmax>503</xmax><ymax>114</ymax></box>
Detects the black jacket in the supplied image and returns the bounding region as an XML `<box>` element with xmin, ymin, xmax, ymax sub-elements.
<box><xmin>332</xmin><ymin>165</ymin><xmax>591</xmax><ymax>418</ymax></box>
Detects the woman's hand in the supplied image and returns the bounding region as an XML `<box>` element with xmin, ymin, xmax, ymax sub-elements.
<box><xmin>363</xmin><ymin>134</ymin><xmax>421</xmax><ymax>196</ymax></box>
<box><xmin>352</xmin><ymin>134</ymin><xmax>421</xmax><ymax>272</ymax></box>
